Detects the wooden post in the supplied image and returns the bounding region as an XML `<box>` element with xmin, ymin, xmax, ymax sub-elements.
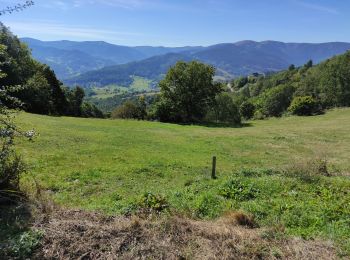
<box><xmin>212</xmin><ymin>156</ymin><xmax>217</xmax><ymax>179</ymax></box>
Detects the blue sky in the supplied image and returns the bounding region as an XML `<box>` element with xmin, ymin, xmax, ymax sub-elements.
<box><xmin>0</xmin><ymin>0</ymin><xmax>349</xmax><ymax>46</ymax></box>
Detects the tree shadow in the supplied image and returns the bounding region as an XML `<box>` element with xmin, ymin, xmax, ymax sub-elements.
<box><xmin>0</xmin><ymin>197</ymin><xmax>33</xmax><ymax>257</ymax></box>
<box><xmin>177</xmin><ymin>122</ymin><xmax>253</xmax><ymax>129</ymax></box>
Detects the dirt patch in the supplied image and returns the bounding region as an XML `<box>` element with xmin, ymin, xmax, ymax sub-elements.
<box><xmin>32</xmin><ymin>209</ymin><xmax>337</xmax><ymax>260</ymax></box>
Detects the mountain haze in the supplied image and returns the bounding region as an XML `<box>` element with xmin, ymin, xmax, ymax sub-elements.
<box><xmin>63</xmin><ymin>40</ymin><xmax>350</xmax><ymax>88</ymax></box>
<box><xmin>22</xmin><ymin>38</ymin><xmax>202</xmax><ymax>79</ymax></box>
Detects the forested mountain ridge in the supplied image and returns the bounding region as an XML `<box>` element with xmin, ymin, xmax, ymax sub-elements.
<box><xmin>63</xmin><ymin>40</ymin><xmax>350</xmax><ymax>88</ymax></box>
<box><xmin>0</xmin><ymin>23</ymin><xmax>103</xmax><ymax>118</ymax></box>
<box><xmin>232</xmin><ymin>50</ymin><xmax>350</xmax><ymax>119</ymax></box>
<box><xmin>21</xmin><ymin>37</ymin><xmax>202</xmax><ymax>79</ymax></box>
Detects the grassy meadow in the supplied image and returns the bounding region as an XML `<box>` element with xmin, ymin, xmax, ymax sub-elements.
<box><xmin>16</xmin><ymin>109</ymin><xmax>350</xmax><ymax>254</ymax></box>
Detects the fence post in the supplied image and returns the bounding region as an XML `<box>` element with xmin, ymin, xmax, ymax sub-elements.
<box><xmin>212</xmin><ymin>156</ymin><xmax>217</xmax><ymax>179</ymax></box>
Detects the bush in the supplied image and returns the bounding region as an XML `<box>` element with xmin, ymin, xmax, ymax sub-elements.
<box><xmin>219</xmin><ymin>179</ymin><xmax>260</xmax><ymax>201</ymax></box>
<box><xmin>239</xmin><ymin>101</ymin><xmax>255</xmax><ymax>119</ymax></box>
<box><xmin>258</xmin><ymin>84</ymin><xmax>295</xmax><ymax>117</ymax></box>
<box><xmin>288</xmin><ymin>96</ymin><xmax>321</xmax><ymax>116</ymax></box>
<box><xmin>111</xmin><ymin>97</ymin><xmax>147</xmax><ymax>120</ymax></box>
<box><xmin>81</xmin><ymin>102</ymin><xmax>104</xmax><ymax>118</ymax></box>
<box><xmin>111</xmin><ymin>100</ymin><xmax>139</xmax><ymax>119</ymax></box>
<box><xmin>253</xmin><ymin>110</ymin><xmax>265</xmax><ymax>120</ymax></box>
<box><xmin>138</xmin><ymin>192</ymin><xmax>169</xmax><ymax>213</ymax></box>
<box><xmin>206</xmin><ymin>93</ymin><xmax>241</xmax><ymax>125</ymax></box>
<box><xmin>194</xmin><ymin>193</ymin><xmax>224</xmax><ymax>219</ymax></box>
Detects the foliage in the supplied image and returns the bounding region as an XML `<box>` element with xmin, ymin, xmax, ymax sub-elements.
<box><xmin>111</xmin><ymin>100</ymin><xmax>138</xmax><ymax>119</ymax></box>
<box><xmin>256</xmin><ymin>84</ymin><xmax>295</xmax><ymax>117</ymax></box>
<box><xmin>81</xmin><ymin>102</ymin><xmax>104</xmax><ymax>118</ymax></box>
<box><xmin>238</xmin><ymin>51</ymin><xmax>350</xmax><ymax>118</ymax></box>
<box><xmin>155</xmin><ymin>61</ymin><xmax>222</xmax><ymax>123</ymax></box>
<box><xmin>6</xmin><ymin>230</ymin><xmax>43</xmax><ymax>259</ymax></box>
<box><xmin>232</xmin><ymin>76</ymin><xmax>248</xmax><ymax>90</ymax></box>
<box><xmin>194</xmin><ymin>193</ymin><xmax>224</xmax><ymax>219</ymax></box>
<box><xmin>0</xmin><ymin>23</ymin><xmax>102</xmax><ymax>118</ymax></box>
<box><xmin>206</xmin><ymin>93</ymin><xmax>241</xmax><ymax>124</ymax></box>
<box><xmin>288</xmin><ymin>96</ymin><xmax>321</xmax><ymax>116</ymax></box>
<box><xmin>239</xmin><ymin>101</ymin><xmax>255</xmax><ymax>119</ymax></box>
<box><xmin>219</xmin><ymin>178</ymin><xmax>260</xmax><ymax>201</ymax></box>
<box><xmin>111</xmin><ymin>96</ymin><xmax>147</xmax><ymax>120</ymax></box>
<box><xmin>0</xmin><ymin>1</ymin><xmax>34</xmax><ymax>16</ymax></box>
<box><xmin>138</xmin><ymin>192</ymin><xmax>169</xmax><ymax>212</ymax></box>
<box><xmin>0</xmin><ymin>44</ymin><xmax>28</xmax><ymax>195</ymax></box>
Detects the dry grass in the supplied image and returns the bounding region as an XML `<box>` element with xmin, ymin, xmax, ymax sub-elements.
<box><xmin>220</xmin><ymin>211</ymin><xmax>258</xmax><ymax>228</ymax></box>
<box><xmin>32</xmin><ymin>209</ymin><xmax>337</xmax><ymax>260</ymax></box>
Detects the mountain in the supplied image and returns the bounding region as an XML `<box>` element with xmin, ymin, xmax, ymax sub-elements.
<box><xmin>65</xmin><ymin>41</ymin><xmax>350</xmax><ymax>88</ymax></box>
<box><xmin>22</xmin><ymin>38</ymin><xmax>202</xmax><ymax>79</ymax></box>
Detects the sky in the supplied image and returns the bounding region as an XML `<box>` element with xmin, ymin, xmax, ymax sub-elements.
<box><xmin>0</xmin><ymin>0</ymin><xmax>349</xmax><ymax>47</ymax></box>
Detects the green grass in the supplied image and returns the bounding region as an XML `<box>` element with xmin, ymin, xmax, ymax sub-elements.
<box><xmin>15</xmin><ymin>108</ymin><xmax>350</xmax><ymax>255</ymax></box>
<box><xmin>129</xmin><ymin>76</ymin><xmax>153</xmax><ymax>92</ymax></box>
<box><xmin>88</xmin><ymin>77</ymin><xmax>153</xmax><ymax>100</ymax></box>
<box><xmin>89</xmin><ymin>85</ymin><xmax>127</xmax><ymax>99</ymax></box>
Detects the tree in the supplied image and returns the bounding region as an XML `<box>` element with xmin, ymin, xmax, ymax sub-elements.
<box><xmin>258</xmin><ymin>84</ymin><xmax>295</xmax><ymax>117</ymax></box>
<box><xmin>136</xmin><ymin>95</ymin><xmax>147</xmax><ymax>120</ymax></box>
<box><xmin>207</xmin><ymin>93</ymin><xmax>241</xmax><ymax>124</ymax></box>
<box><xmin>81</xmin><ymin>102</ymin><xmax>104</xmax><ymax>118</ymax></box>
<box><xmin>70</xmin><ymin>86</ymin><xmax>85</xmax><ymax>116</ymax></box>
<box><xmin>288</xmin><ymin>64</ymin><xmax>296</xmax><ymax>71</ymax></box>
<box><xmin>20</xmin><ymin>72</ymin><xmax>53</xmax><ymax>114</ymax></box>
<box><xmin>111</xmin><ymin>100</ymin><xmax>139</xmax><ymax>119</ymax></box>
<box><xmin>240</xmin><ymin>101</ymin><xmax>255</xmax><ymax>119</ymax></box>
<box><xmin>0</xmin><ymin>44</ymin><xmax>28</xmax><ymax>197</ymax></box>
<box><xmin>288</xmin><ymin>96</ymin><xmax>321</xmax><ymax>116</ymax></box>
<box><xmin>232</xmin><ymin>76</ymin><xmax>248</xmax><ymax>90</ymax></box>
<box><xmin>0</xmin><ymin>1</ymin><xmax>34</xmax><ymax>16</ymax></box>
<box><xmin>304</xmin><ymin>60</ymin><xmax>313</xmax><ymax>69</ymax></box>
<box><xmin>42</xmin><ymin>66</ymin><xmax>67</xmax><ymax>115</ymax></box>
<box><xmin>156</xmin><ymin>61</ymin><xmax>222</xmax><ymax>123</ymax></box>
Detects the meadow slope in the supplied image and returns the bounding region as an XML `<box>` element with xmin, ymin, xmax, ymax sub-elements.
<box><xmin>16</xmin><ymin>109</ymin><xmax>350</xmax><ymax>254</ymax></box>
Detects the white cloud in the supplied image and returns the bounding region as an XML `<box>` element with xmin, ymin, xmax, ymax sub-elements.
<box><xmin>39</xmin><ymin>0</ymin><xmax>150</xmax><ymax>10</ymax></box>
<box><xmin>5</xmin><ymin>21</ymin><xmax>144</xmax><ymax>42</ymax></box>
<box><xmin>294</xmin><ymin>1</ymin><xmax>339</xmax><ymax>15</ymax></box>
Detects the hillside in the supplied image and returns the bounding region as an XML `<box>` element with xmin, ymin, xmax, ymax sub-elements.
<box><xmin>64</xmin><ymin>41</ymin><xmax>350</xmax><ymax>88</ymax></box>
<box><xmin>236</xmin><ymin>51</ymin><xmax>350</xmax><ymax>119</ymax></box>
<box><xmin>15</xmin><ymin>109</ymin><xmax>350</xmax><ymax>255</ymax></box>
<box><xmin>22</xmin><ymin>38</ymin><xmax>202</xmax><ymax>79</ymax></box>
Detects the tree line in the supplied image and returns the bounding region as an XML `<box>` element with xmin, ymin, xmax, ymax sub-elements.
<box><xmin>0</xmin><ymin>23</ymin><xmax>103</xmax><ymax>118</ymax></box>
<box><xmin>111</xmin><ymin>51</ymin><xmax>350</xmax><ymax>124</ymax></box>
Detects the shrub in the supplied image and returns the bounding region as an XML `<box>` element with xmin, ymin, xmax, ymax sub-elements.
<box><xmin>111</xmin><ymin>100</ymin><xmax>139</xmax><ymax>119</ymax></box>
<box><xmin>111</xmin><ymin>97</ymin><xmax>147</xmax><ymax>120</ymax></box>
<box><xmin>283</xmin><ymin>157</ymin><xmax>330</xmax><ymax>182</ymax></box>
<box><xmin>6</xmin><ymin>230</ymin><xmax>43</xmax><ymax>259</ymax></box>
<box><xmin>253</xmin><ymin>110</ymin><xmax>265</xmax><ymax>120</ymax></box>
<box><xmin>288</xmin><ymin>96</ymin><xmax>321</xmax><ymax>116</ymax></box>
<box><xmin>194</xmin><ymin>193</ymin><xmax>224</xmax><ymax>219</ymax></box>
<box><xmin>206</xmin><ymin>93</ymin><xmax>241</xmax><ymax>125</ymax></box>
<box><xmin>239</xmin><ymin>101</ymin><xmax>255</xmax><ymax>119</ymax></box>
<box><xmin>81</xmin><ymin>102</ymin><xmax>104</xmax><ymax>118</ymax></box>
<box><xmin>138</xmin><ymin>192</ymin><xmax>169</xmax><ymax>213</ymax></box>
<box><xmin>258</xmin><ymin>84</ymin><xmax>295</xmax><ymax>117</ymax></box>
<box><xmin>219</xmin><ymin>179</ymin><xmax>260</xmax><ymax>201</ymax></box>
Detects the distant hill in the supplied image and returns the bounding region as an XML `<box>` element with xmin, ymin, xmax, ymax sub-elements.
<box><xmin>64</xmin><ymin>41</ymin><xmax>350</xmax><ymax>88</ymax></box>
<box><xmin>22</xmin><ymin>38</ymin><xmax>202</xmax><ymax>79</ymax></box>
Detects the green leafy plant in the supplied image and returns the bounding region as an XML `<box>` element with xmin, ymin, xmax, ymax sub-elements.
<box><xmin>138</xmin><ymin>192</ymin><xmax>169</xmax><ymax>213</ymax></box>
<box><xmin>7</xmin><ymin>230</ymin><xmax>43</xmax><ymax>259</ymax></box>
<box><xmin>288</xmin><ymin>96</ymin><xmax>322</xmax><ymax>116</ymax></box>
<box><xmin>219</xmin><ymin>179</ymin><xmax>260</xmax><ymax>201</ymax></box>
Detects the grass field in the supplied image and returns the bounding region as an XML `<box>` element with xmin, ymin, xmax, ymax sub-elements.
<box><xmin>16</xmin><ymin>109</ymin><xmax>350</xmax><ymax>254</ymax></box>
